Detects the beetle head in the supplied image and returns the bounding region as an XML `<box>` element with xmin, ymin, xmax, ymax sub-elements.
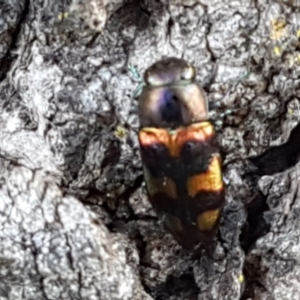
<box><xmin>139</xmin><ymin>57</ymin><xmax>208</xmax><ymax>128</ymax></box>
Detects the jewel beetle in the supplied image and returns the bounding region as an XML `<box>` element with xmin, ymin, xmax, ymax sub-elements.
<box><xmin>137</xmin><ymin>57</ymin><xmax>225</xmax><ymax>249</ymax></box>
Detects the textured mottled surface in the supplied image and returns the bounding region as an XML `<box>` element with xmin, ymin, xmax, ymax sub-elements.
<box><xmin>0</xmin><ymin>165</ymin><xmax>148</xmax><ymax>300</ymax></box>
<box><xmin>1</xmin><ymin>0</ymin><xmax>300</xmax><ymax>299</ymax></box>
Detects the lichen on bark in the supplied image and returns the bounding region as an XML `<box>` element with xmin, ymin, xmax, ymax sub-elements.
<box><xmin>1</xmin><ymin>0</ymin><xmax>300</xmax><ymax>299</ymax></box>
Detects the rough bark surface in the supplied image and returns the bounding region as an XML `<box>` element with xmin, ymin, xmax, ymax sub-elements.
<box><xmin>1</xmin><ymin>0</ymin><xmax>300</xmax><ymax>299</ymax></box>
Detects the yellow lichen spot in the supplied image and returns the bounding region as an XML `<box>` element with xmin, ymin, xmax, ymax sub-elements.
<box><xmin>114</xmin><ymin>126</ymin><xmax>127</xmax><ymax>138</ymax></box>
<box><xmin>197</xmin><ymin>209</ymin><xmax>220</xmax><ymax>231</ymax></box>
<box><xmin>288</xmin><ymin>55</ymin><xmax>296</xmax><ymax>68</ymax></box>
<box><xmin>297</xmin><ymin>30</ymin><xmax>300</xmax><ymax>38</ymax></box>
<box><xmin>238</xmin><ymin>274</ymin><xmax>244</xmax><ymax>284</ymax></box>
<box><xmin>270</xmin><ymin>18</ymin><xmax>287</xmax><ymax>40</ymax></box>
<box><xmin>273</xmin><ymin>46</ymin><xmax>282</xmax><ymax>56</ymax></box>
<box><xmin>287</xmin><ymin>54</ymin><xmax>300</xmax><ymax>68</ymax></box>
<box><xmin>58</xmin><ymin>12</ymin><xmax>69</xmax><ymax>21</ymax></box>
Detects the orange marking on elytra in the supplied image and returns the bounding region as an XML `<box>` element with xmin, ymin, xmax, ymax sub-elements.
<box><xmin>187</xmin><ymin>155</ymin><xmax>223</xmax><ymax>196</ymax></box>
<box><xmin>143</xmin><ymin>165</ymin><xmax>178</xmax><ymax>198</ymax></box>
<box><xmin>139</xmin><ymin>122</ymin><xmax>215</xmax><ymax>157</ymax></box>
<box><xmin>197</xmin><ymin>208</ymin><xmax>221</xmax><ymax>231</ymax></box>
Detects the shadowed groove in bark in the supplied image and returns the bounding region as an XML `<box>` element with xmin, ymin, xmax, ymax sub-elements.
<box><xmin>240</xmin><ymin>119</ymin><xmax>300</xmax><ymax>299</ymax></box>
<box><xmin>0</xmin><ymin>0</ymin><xmax>30</xmax><ymax>82</ymax></box>
<box><xmin>240</xmin><ymin>192</ymin><xmax>270</xmax><ymax>253</ymax></box>
<box><xmin>240</xmin><ymin>191</ymin><xmax>269</xmax><ymax>299</ymax></box>
<box><xmin>117</xmin><ymin>173</ymin><xmax>144</xmax><ymax>203</ymax></box>
<box><xmin>240</xmin><ymin>118</ymin><xmax>300</xmax><ymax>251</ymax></box>
<box><xmin>248</xmin><ymin>120</ymin><xmax>300</xmax><ymax>177</ymax></box>
<box><xmin>152</xmin><ymin>273</ymin><xmax>199</xmax><ymax>300</ymax></box>
<box><xmin>241</xmin><ymin>255</ymin><xmax>268</xmax><ymax>300</ymax></box>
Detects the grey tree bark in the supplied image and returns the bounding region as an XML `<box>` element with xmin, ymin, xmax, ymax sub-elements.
<box><xmin>1</xmin><ymin>0</ymin><xmax>300</xmax><ymax>299</ymax></box>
